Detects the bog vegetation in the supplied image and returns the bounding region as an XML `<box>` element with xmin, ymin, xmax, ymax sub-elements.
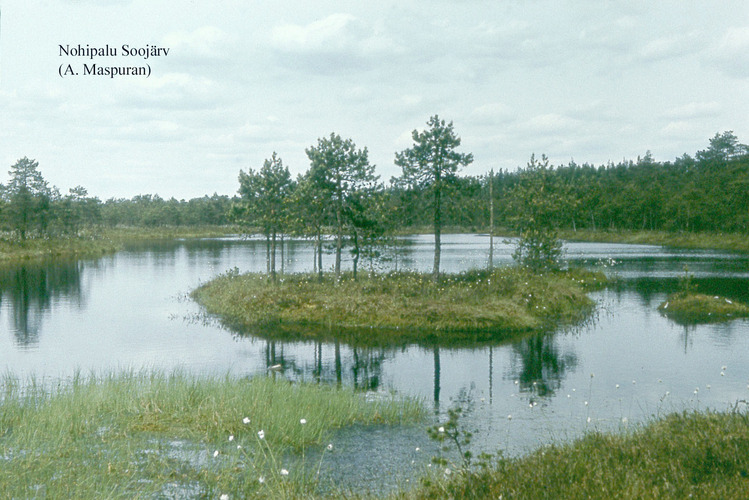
<box><xmin>191</xmin><ymin>267</ymin><xmax>606</xmax><ymax>346</ymax></box>
<box><xmin>0</xmin><ymin>371</ymin><xmax>423</xmax><ymax>499</ymax></box>
<box><xmin>405</xmin><ymin>410</ymin><xmax>749</xmax><ymax>500</ymax></box>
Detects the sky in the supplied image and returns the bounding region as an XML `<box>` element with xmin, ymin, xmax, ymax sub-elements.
<box><xmin>0</xmin><ymin>1</ymin><xmax>748</xmax><ymax>200</ymax></box>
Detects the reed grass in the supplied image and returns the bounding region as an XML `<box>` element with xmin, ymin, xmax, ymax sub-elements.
<box><xmin>191</xmin><ymin>268</ymin><xmax>605</xmax><ymax>346</ymax></box>
<box><xmin>404</xmin><ymin>410</ymin><xmax>749</xmax><ymax>500</ymax></box>
<box><xmin>0</xmin><ymin>371</ymin><xmax>424</xmax><ymax>499</ymax></box>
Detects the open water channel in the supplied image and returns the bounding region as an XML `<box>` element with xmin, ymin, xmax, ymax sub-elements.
<box><xmin>1</xmin><ymin>234</ymin><xmax>748</xmax><ymax>492</ymax></box>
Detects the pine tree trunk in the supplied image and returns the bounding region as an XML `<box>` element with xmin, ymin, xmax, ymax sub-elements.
<box><xmin>433</xmin><ymin>181</ymin><xmax>441</xmax><ymax>281</ymax></box>
<box><xmin>317</xmin><ymin>230</ymin><xmax>323</xmax><ymax>281</ymax></box>
<box><xmin>335</xmin><ymin>207</ymin><xmax>343</xmax><ymax>280</ymax></box>
<box><xmin>489</xmin><ymin>169</ymin><xmax>494</xmax><ymax>268</ymax></box>
<box><xmin>266</xmin><ymin>235</ymin><xmax>270</xmax><ymax>274</ymax></box>
<box><xmin>352</xmin><ymin>231</ymin><xmax>359</xmax><ymax>280</ymax></box>
<box><xmin>270</xmin><ymin>231</ymin><xmax>277</xmax><ymax>281</ymax></box>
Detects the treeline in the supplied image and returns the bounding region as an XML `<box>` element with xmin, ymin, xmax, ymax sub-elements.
<box><xmin>3</xmin><ymin>129</ymin><xmax>747</xmax><ymax>244</ymax></box>
<box><xmin>100</xmin><ymin>194</ymin><xmax>232</xmax><ymax>227</ymax></box>
<box><xmin>396</xmin><ymin>130</ymin><xmax>749</xmax><ymax>234</ymax></box>
<box><xmin>0</xmin><ymin>157</ymin><xmax>233</xmax><ymax>239</ymax></box>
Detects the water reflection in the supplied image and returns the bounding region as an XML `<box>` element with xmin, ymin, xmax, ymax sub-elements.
<box><xmin>508</xmin><ymin>332</ymin><xmax>577</xmax><ymax>399</ymax></box>
<box><xmin>0</xmin><ymin>260</ymin><xmax>87</xmax><ymax>348</ymax></box>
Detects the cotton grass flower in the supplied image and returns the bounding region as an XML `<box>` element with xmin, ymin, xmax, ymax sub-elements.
<box><xmin>243</xmin><ymin>417</ymin><xmax>251</xmax><ymax>424</ymax></box>
<box><xmin>258</xmin><ymin>430</ymin><xmax>265</xmax><ymax>440</ymax></box>
<box><xmin>213</xmin><ymin>450</ymin><xmax>219</xmax><ymax>458</ymax></box>
<box><xmin>300</xmin><ymin>418</ymin><xmax>307</xmax><ymax>425</ymax></box>
<box><xmin>280</xmin><ymin>469</ymin><xmax>289</xmax><ymax>476</ymax></box>
<box><xmin>220</xmin><ymin>495</ymin><xmax>229</xmax><ymax>500</ymax></box>
<box><xmin>229</xmin><ymin>435</ymin><xmax>234</xmax><ymax>442</ymax></box>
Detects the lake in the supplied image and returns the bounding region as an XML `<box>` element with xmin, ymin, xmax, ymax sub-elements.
<box><xmin>1</xmin><ymin>234</ymin><xmax>748</xmax><ymax>490</ymax></box>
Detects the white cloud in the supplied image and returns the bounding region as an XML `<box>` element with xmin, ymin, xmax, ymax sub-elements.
<box><xmin>272</xmin><ymin>14</ymin><xmax>357</xmax><ymax>53</ymax></box>
<box><xmin>116</xmin><ymin>120</ymin><xmax>185</xmax><ymax>142</ymax></box>
<box><xmin>638</xmin><ymin>34</ymin><xmax>701</xmax><ymax>61</ymax></box>
<box><xmin>521</xmin><ymin>114</ymin><xmax>581</xmax><ymax>136</ymax></box>
<box><xmin>116</xmin><ymin>72</ymin><xmax>225</xmax><ymax>109</ymax></box>
<box><xmin>394</xmin><ymin>129</ymin><xmax>416</xmax><ymax>151</ymax></box>
<box><xmin>661</xmin><ymin>121</ymin><xmax>696</xmax><ymax>137</ymax></box>
<box><xmin>709</xmin><ymin>26</ymin><xmax>749</xmax><ymax>78</ymax></box>
<box><xmin>162</xmin><ymin>26</ymin><xmax>231</xmax><ymax>60</ymax></box>
<box><xmin>470</xmin><ymin>103</ymin><xmax>514</xmax><ymax>125</ymax></box>
<box><xmin>664</xmin><ymin>102</ymin><xmax>721</xmax><ymax>120</ymax></box>
<box><xmin>269</xmin><ymin>13</ymin><xmax>401</xmax><ymax>73</ymax></box>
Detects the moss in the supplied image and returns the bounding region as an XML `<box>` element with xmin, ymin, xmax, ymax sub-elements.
<box><xmin>658</xmin><ymin>292</ymin><xmax>749</xmax><ymax>324</ymax></box>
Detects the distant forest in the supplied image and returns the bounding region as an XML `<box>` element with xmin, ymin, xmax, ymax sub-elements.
<box><xmin>2</xmin><ymin>130</ymin><xmax>747</xmax><ymax>240</ymax></box>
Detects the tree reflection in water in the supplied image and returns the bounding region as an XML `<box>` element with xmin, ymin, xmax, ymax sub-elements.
<box><xmin>508</xmin><ymin>332</ymin><xmax>577</xmax><ymax>399</ymax></box>
<box><xmin>0</xmin><ymin>260</ymin><xmax>86</xmax><ymax>348</ymax></box>
<box><xmin>262</xmin><ymin>339</ymin><xmax>387</xmax><ymax>393</ymax></box>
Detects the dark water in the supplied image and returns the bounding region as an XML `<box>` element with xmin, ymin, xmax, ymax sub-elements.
<box><xmin>1</xmin><ymin>234</ymin><xmax>748</xmax><ymax>491</ymax></box>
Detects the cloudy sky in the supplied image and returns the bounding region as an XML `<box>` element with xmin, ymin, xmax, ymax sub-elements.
<box><xmin>1</xmin><ymin>1</ymin><xmax>747</xmax><ymax>199</ymax></box>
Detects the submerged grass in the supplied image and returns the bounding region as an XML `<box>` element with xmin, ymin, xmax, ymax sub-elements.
<box><xmin>659</xmin><ymin>292</ymin><xmax>749</xmax><ymax>324</ymax></box>
<box><xmin>0</xmin><ymin>371</ymin><xmax>424</xmax><ymax>499</ymax></box>
<box><xmin>403</xmin><ymin>410</ymin><xmax>749</xmax><ymax>500</ymax></box>
<box><xmin>191</xmin><ymin>268</ymin><xmax>606</xmax><ymax>346</ymax></box>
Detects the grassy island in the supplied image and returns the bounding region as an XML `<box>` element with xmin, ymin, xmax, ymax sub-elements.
<box><xmin>658</xmin><ymin>292</ymin><xmax>749</xmax><ymax>324</ymax></box>
<box><xmin>408</xmin><ymin>411</ymin><xmax>749</xmax><ymax>500</ymax></box>
<box><xmin>557</xmin><ymin>229</ymin><xmax>749</xmax><ymax>254</ymax></box>
<box><xmin>191</xmin><ymin>267</ymin><xmax>606</xmax><ymax>346</ymax></box>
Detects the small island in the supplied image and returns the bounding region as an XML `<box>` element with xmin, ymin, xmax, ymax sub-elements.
<box><xmin>658</xmin><ymin>292</ymin><xmax>749</xmax><ymax>324</ymax></box>
<box><xmin>191</xmin><ymin>267</ymin><xmax>606</xmax><ymax>346</ymax></box>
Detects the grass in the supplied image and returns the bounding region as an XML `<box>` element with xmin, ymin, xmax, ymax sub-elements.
<box><xmin>0</xmin><ymin>235</ymin><xmax>120</xmax><ymax>263</ymax></box>
<box><xmin>0</xmin><ymin>225</ymin><xmax>238</xmax><ymax>264</ymax></box>
<box><xmin>0</xmin><ymin>371</ymin><xmax>424</xmax><ymax>499</ymax></box>
<box><xmin>658</xmin><ymin>292</ymin><xmax>749</xmax><ymax>324</ymax></box>
<box><xmin>402</xmin><ymin>410</ymin><xmax>749</xmax><ymax>500</ymax></box>
<box><xmin>558</xmin><ymin>228</ymin><xmax>749</xmax><ymax>253</ymax></box>
<box><xmin>191</xmin><ymin>267</ymin><xmax>606</xmax><ymax>346</ymax></box>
